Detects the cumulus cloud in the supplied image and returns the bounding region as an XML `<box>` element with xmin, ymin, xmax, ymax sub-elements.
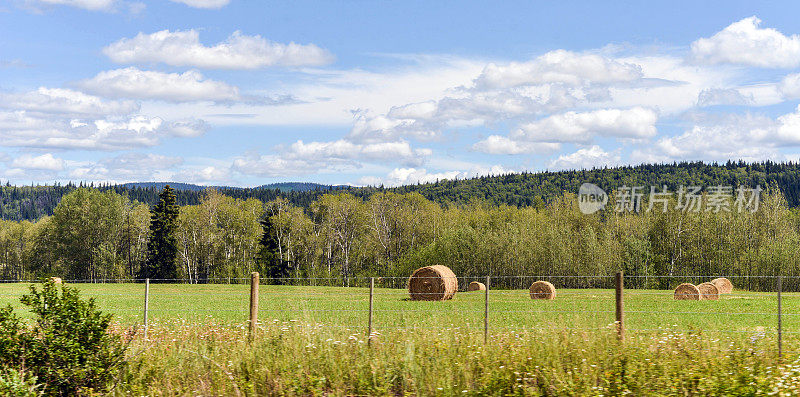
<box><xmin>472</xmin><ymin>107</ymin><xmax>656</xmax><ymax>155</ymax></box>
<box><xmin>634</xmin><ymin>107</ymin><xmax>800</xmax><ymax>163</ymax></box>
<box><xmin>68</xmin><ymin>153</ymin><xmax>183</xmax><ymax>181</ymax></box>
<box><xmin>548</xmin><ymin>146</ymin><xmax>621</xmax><ymax>170</ymax></box>
<box><xmin>76</xmin><ymin>68</ymin><xmax>241</xmax><ymax>102</ymax></box>
<box><xmin>360</xmin><ymin>165</ymin><xmax>512</xmax><ymax>187</ymax></box>
<box><xmin>104</xmin><ymin>30</ymin><xmax>334</xmax><ymax>69</ymax></box>
<box><xmin>232</xmin><ymin>139</ymin><xmax>432</xmax><ymax>177</ymax></box>
<box><xmin>0</xmin><ymin>87</ymin><xmax>138</xmax><ymax>116</ymax></box>
<box><xmin>645</xmin><ymin>122</ymin><xmax>776</xmax><ymax>162</ymax></box>
<box><xmin>0</xmin><ymin>111</ymin><xmax>207</xmax><ymax>150</ymax></box>
<box><xmin>776</xmin><ymin>106</ymin><xmax>800</xmax><ymax>144</ymax></box>
<box><xmin>169</xmin><ymin>0</ymin><xmax>229</xmax><ymax>9</ymax></box>
<box><xmin>472</xmin><ymin>135</ymin><xmax>561</xmax><ymax>155</ymax></box>
<box><xmin>779</xmin><ymin>73</ymin><xmax>800</xmax><ymax>99</ymax></box>
<box><xmin>697</xmin><ymin>88</ymin><xmax>754</xmax><ymax>106</ymax></box>
<box><xmin>166</xmin><ymin>119</ymin><xmax>208</xmax><ymax>137</ymax></box>
<box><xmin>10</xmin><ymin>153</ymin><xmax>64</xmax><ymax>171</ymax></box>
<box><xmin>173</xmin><ymin>166</ymin><xmax>231</xmax><ymax>184</ymax></box>
<box><xmin>29</xmin><ymin>0</ymin><xmax>116</xmax><ymax>11</ymax></box>
<box><xmin>0</xmin><ymin>83</ymin><xmax>209</xmax><ymax>152</ymax></box>
<box><xmin>473</xmin><ymin>50</ymin><xmax>642</xmax><ymax>90</ymax></box>
<box><xmin>691</xmin><ymin>16</ymin><xmax>800</xmax><ymax>68</ymax></box>
<box><xmin>347</xmin><ymin>111</ymin><xmax>438</xmax><ymax>143</ymax></box>
<box><xmin>512</xmin><ymin>107</ymin><xmax>657</xmax><ymax>143</ymax></box>
<box><xmin>347</xmin><ymin>50</ymin><xmax>660</xmax><ymax>145</ymax></box>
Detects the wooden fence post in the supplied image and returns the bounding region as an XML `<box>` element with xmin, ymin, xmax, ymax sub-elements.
<box><xmin>615</xmin><ymin>271</ymin><xmax>624</xmax><ymax>342</ymax></box>
<box><xmin>484</xmin><ymin>275</ymin><xmax>490</xmax><ymax>344</ymax></box>
<box><xmin>249</xmin><ymin>272</ymin><xmax>259</xmax><ymax>341</ymax></box>
<box><xmin>368</xmin><ymin>277</ymin><xmax>374</xmax><ymax>346</ymax></box>
<box><xmin>143</xmin><ymin>278</ymin><xmax>149</xmax><ymax>341</ymax></box>
<box><xmin>778</xmin><ymin>275</ymin><xmax>783</xmax><ymax>360</ymax></box>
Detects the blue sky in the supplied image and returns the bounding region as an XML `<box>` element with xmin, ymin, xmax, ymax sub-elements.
<box><xmin>2</xmin><ymin>1</ymin><xmax>800</xmax><ymax>186</ymax></box>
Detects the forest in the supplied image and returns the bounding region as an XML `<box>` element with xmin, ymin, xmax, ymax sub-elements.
<box><xmin>1</xmin><ymin>179</ymin><xmax>799</xmax><ymax>291</ymax></box>
<box><xmin>3</xmin><ymin>160</ymin><xmax>800</xmax><ymax>221</ymax></box>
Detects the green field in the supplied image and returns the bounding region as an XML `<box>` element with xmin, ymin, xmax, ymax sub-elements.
<box><xmin>0</xmin><ymin>282</ymin><xmax>796</xmax><ymax>338</ymax></box>
<box><xmin>4</xmin><ymin>282</ymin><xmax>800</xmax><ymax>395</ymax></box>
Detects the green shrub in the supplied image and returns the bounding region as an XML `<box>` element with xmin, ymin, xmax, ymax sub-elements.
<box><xmin>0</xmin><ymin>369</ymin><xmax>41</xmax><ymax>397</ymax></box>
<box><xmin>0</xmin><ymin>280</ymin><xmax>128</xmax><ymax>395</ymax></box>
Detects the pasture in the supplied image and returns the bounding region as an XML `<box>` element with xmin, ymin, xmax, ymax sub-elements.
<box><xmin>0</xmin><ymin>282</ymin><xmax>796</xmax><ymax>337</ymax></box>
<box><xmin>3</xmin><ymin>281</ymin><xmax>800</xmax><ymax>395</ymax></box>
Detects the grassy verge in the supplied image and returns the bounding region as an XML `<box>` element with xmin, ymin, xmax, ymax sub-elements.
<box><xmin>116</xmin><ymin>323</ymin><xmax>800</xmax><ymax>396</ymax></box>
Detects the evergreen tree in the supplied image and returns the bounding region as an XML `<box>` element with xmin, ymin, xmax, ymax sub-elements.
<box><xmin>258</xmin><ymin>216</ymin><xmax>291</xmax><ymax>283</ymax></box>
<box><xmin>140</xmin><ymin>185</ymin><xmax>179</xmax><ymax>280</ymax></box>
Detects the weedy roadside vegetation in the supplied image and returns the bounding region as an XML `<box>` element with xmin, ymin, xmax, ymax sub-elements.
<box><xmin>0</xmin><ymin>280</ymin><xmax>128</xmax><ymax>396</ymax></box>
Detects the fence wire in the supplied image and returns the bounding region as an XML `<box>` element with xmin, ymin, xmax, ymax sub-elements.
<box><xmin>0</xmin><ymin>274</ymin><xmax>797</xmax><ymax>356</ymax></box>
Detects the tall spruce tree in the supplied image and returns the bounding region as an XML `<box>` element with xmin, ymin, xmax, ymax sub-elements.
<box><xmin>140</xmin><ymin>185</ymin><xmax>179</xmax><ymax>280</ymax></box>
<box><xmin>258</xmin><ymin>216</ymin><xmax>291</xmax><ymax>283</ymax></box>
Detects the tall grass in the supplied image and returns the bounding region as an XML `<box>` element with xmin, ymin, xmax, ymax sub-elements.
<box><xmin>117</xmin><ymin>323</ymin><xmax>800</xmax><ymax>396</ymax></box>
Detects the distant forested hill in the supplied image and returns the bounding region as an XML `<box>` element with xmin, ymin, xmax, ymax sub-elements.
<box><xmin>1</xmin><ymin>160</ymin><xmax>799</xmax><ymax>221</ymax></box>
<box><xmin>119</xmin><ymin>182</ymin><xmax>214</xmax><ymax>192</ymax></box>
<box><xmin>120</xmin><ymin>181</ymin><xmax>343</xmax><ymax>192</ymax></box>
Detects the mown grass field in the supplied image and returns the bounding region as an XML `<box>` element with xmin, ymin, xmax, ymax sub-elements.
<box><xmin>0</xmin><ymin>282</ymin><xmax>796</xmax><ymax>336</ymax></box>
<box><xmin>4</xmin><ymin>281</ymin><xmax>800</xmax><ymax>395</ymax></box>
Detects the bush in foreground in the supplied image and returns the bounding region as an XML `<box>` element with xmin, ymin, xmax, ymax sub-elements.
<box><xmin>0</xmin><ymin>281</ymin><xmax>127</xmax><ymax>395</ymax></box>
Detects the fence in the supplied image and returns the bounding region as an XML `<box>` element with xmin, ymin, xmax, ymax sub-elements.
<box><xmin>0</xmin><ymin>273</ymin><xmax>794</xmax><ymax>357</ymax></box>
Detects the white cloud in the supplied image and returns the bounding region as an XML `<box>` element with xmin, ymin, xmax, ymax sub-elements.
<box><xmin>779</xmin><ymin>73</ymin><xmax>800</xmax><ymax>99</ymax></box>
<box><xmin>10</xmin><ymin>153</ymin><xmax>64</xmax><ymax>171</ymax></box>
<box><xmin>0</xmin><ymin>111</ymin><xmax>207</xmax><ymax>150</ymax></box>
<box><xmin>513</xmin><ymin>107</ymin><xmax>657</xmax><ymax>143</ymax></box>
<box><xmin>169</xmin><ymin>0</ymin><xmax>229</xmax><ymax>9</ymax></box>
<box><xmin>601</xmin><ymin>55</ymin><xmax>739</xmax><ymax>115</ymax></box>
<box><xmin>29</xmin><ymin>0</ymin><xmax>116</xmax><ymax>11</ymax></box>
<box><xmin>691</xmin><ymin>16</ymin><xmax>800</xmax><ymax>68</ymax></box>
<box><xmin>173</xmin><ymin>166</ymin><xmax>230</xmax><ymax>185</ymax></box>
<box><xmin>232</xmin><ymin>139</ymin><xmax>432</xmax><ymax>177</ymax></box>
<box><xmin>104</xmin><ymin>30</ymin><xmax>334</xmax><ymax>69</ymax></box>
<box><xmin>548</xmin><ymin>146</ymin><xmax>621</xmax><ymax>170</ymax></box>
<box><xmin>347</xmin><ymin>111</ymin><xmax>438</xmax><ymax>143</ymax></box>
<box><xmin>141</xmin><ymin>55</ymin><xmax>485</xmax><ymax>130</ymax></box>
<box><xmin>0</xmin><ymin>83</ymin><xmax>208</xmax><ymax>152</ymax></box>
<box><xmin>634</xmin><ymin>107</ymin><xmax>800</xmax><ymax>163</ymax></box>
<box><xmin>68</xmin><ymin>153</ymin><xmax>183</xmax><ymax>182</ymax></box>
<box><xmin>362</xmin><ymin>164</ymin><xmax>513</xmax><ymax>187</ymax></box>
<box><xmin>288</xmin><ymin>140</ymin><xmax>430</xmax><ymax>164</ymax></box>
<box><xmin>0</xmin><ymin>87</ymin><xmax>138</xmax><ymax>116</ymax></box>
<box><xmin>344</xmin><ymin>51</ymin><xmax>663</xmax><ymax>144</ymax></box>
<box><xmin>472</xmin><ymin>135</ymin><xmax>561</xmax><ymax>155</ymax></box>
<box><xmin>646</xmin><ymin>122</ymin><xmax>776</xmax><ymax>162</ymax></box>
<box><xmin>473</xmin><ymin>50</ymin><xmax>642</xmax><ymax>90</ymax></box>
<box><xmin>697</xmin><ymin>88</ymin><xmax>754</xmax><ymax>106</ymax></box>
<box><xmin>76</xmin><ymin>68</ymin><xmax>241</xmax><ymax>102</ymax></box>
<box><xmin>776</xmin><ymin>106</ymin><xmax>800</xmax><ymax>144</ymax></box>
<box><xmin>166</xmin><ymin>119</ymin><xmax>208</xmax><ymax>137</ymax></box>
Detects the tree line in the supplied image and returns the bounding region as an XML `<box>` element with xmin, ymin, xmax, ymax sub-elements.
<box><xmin>4</xmin><ymin>161</ymin><xmax>800</xmax><ymax>221</ymax></box>
<box><xmin>0</xmin><ymin>184</ymin><xmax>800</xmax><ymax>291</ymax></box>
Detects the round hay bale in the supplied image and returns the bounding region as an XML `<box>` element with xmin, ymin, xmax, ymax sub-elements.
<box><xmin>710</xmin><ymin>277</ymin><xmax>733</xmax><ymax>294</ymax></box>
<box><xmin>468</xmin><ymin>281</ymin><xmax>486</xmax><ymax>291</ymax></box>
<box><xmin>674</xmin><ymin>283</ymin><xmax>700</xmax><ymax>300</ymax></box>
<box><xmin>529</xmin><ymin>281</ymin><xmax>556</xmax><ymax>300</ymax></box>
<box><xmin>49</xmin><ymin>277</ymin><xmax>62</xmax><ymax>284</ymax></box>
<box><xmin>407</xmin><ymin>265</ymin><xmax>458</xmax><ymax>301</ymax></box>
<box><xmin>697</xmin><ymin>282</ymin><xmax>719</xmax><ymax>300</ymax></box>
